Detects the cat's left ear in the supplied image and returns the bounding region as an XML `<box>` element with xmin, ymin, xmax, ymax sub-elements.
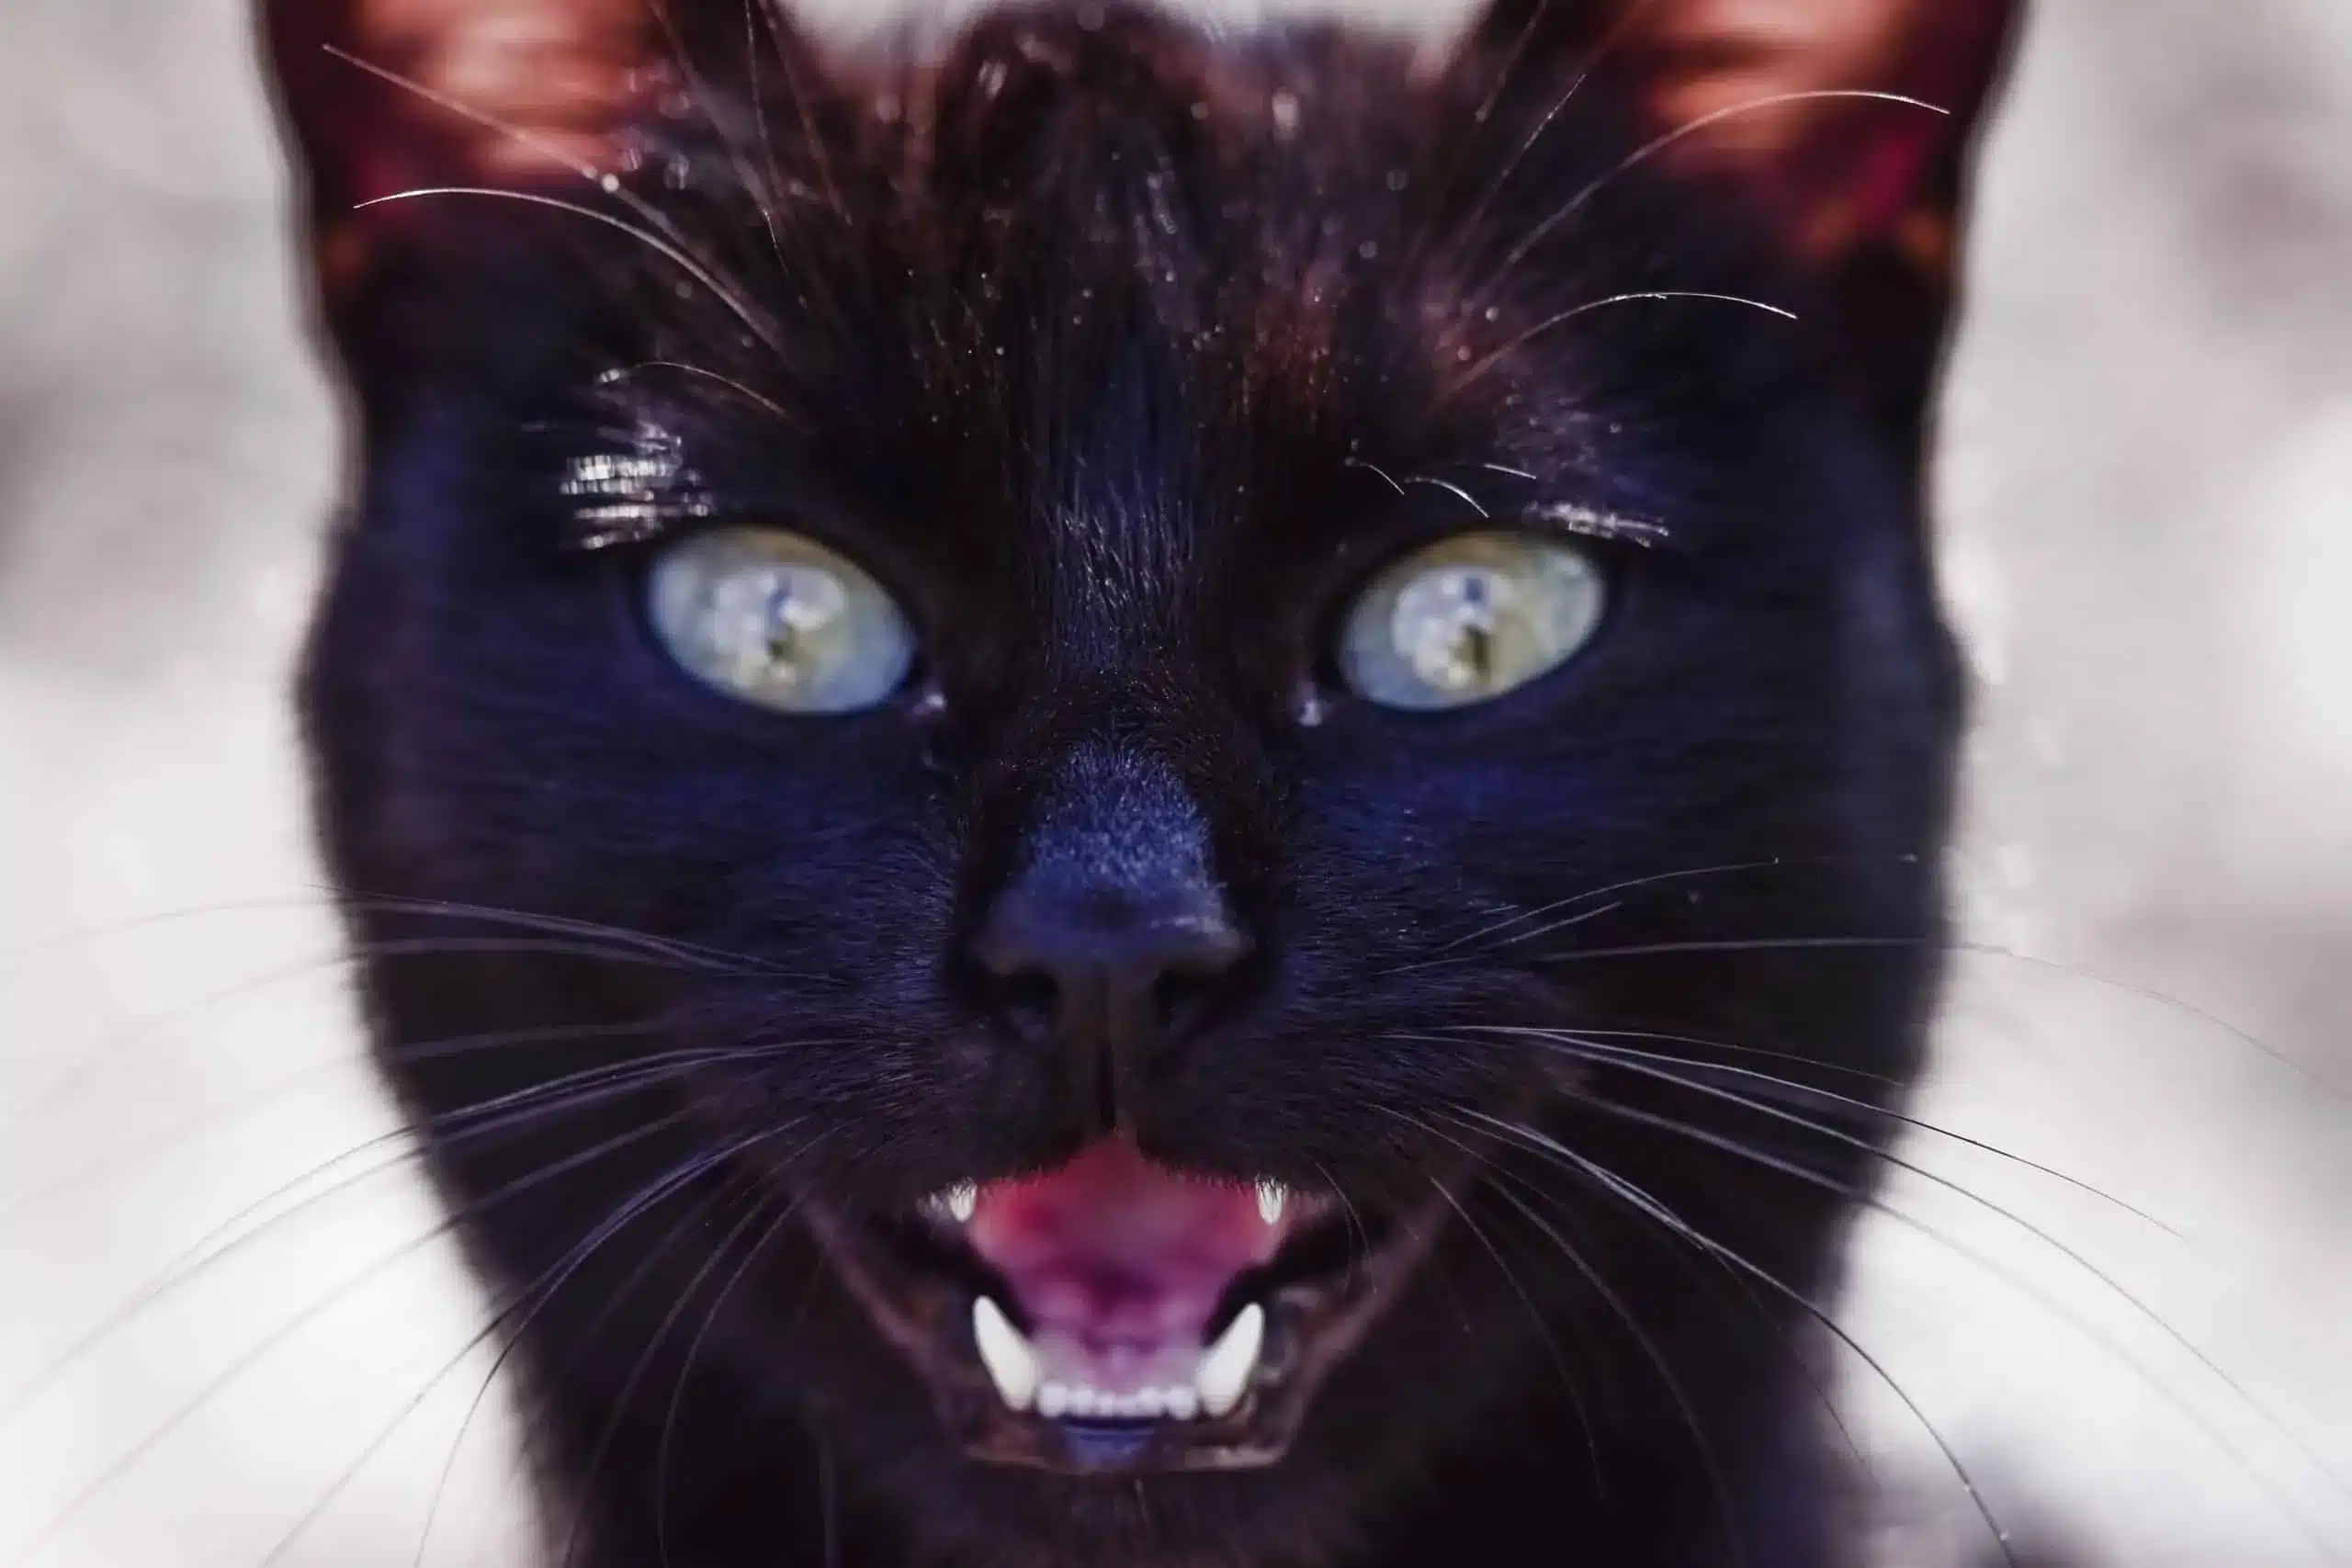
<box><xmin>1459</xmin><ymin>0</ymin><xmax>2022</xmax><ymax>421</ymax></box>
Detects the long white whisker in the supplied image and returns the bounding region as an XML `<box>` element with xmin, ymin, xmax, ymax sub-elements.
<box><xmin>1485</xmin><ymin>1098</ymin><xmax>2352</xmax><ymax>1542</ymax></box>
<box><xmin>354</xmin><ymin>187</ymin><xmax>776</xmax><ymax>350</ymax></box>
<box><xmin>1461</xmin><ymin>1112</ymin><xmax>2019</xmax><ymax>1568</ymax></box>
<box><xmin>1369</xmin><ymin>1100</ymin><xmax>1743</xmax><ymax>1556</ymax></box>
<box><xmin>1480</xmin><ymin>90</ymin><xmax>1950</xmax><ymax>300</ymax></box>
<box><xmin>320</xmin><ymin>45</ymin><xmax>775</xmax><ymax>353</ymax></box>
<box><xmin>1437</xmin><ymin>1024</ymin><xmax>2179</xmax><ymax>1236</ymax></box>
<box><xmin>1449</xmin><ymin>292</ymin><xmax>1796</xmax><ymax>397</ymax></box>
<box><xmin>258</xmin><ymin>1131</ymin><xmax>803</xmax><ymax>1567</ymax></box>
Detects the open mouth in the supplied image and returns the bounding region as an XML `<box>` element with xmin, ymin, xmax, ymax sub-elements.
<box><xmin>806</xmin><ymin>1136</ymin><xmax>1438</xmax><ymax>1475</ymax></box>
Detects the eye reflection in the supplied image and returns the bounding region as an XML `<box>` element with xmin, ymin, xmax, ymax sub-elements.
<box><xmin>648</xmin><ymin>527</ymin><xmax>915</xmax><ymax>714</ymax></box>
<box><xmin>1339</xmin><ymin>532</ymin><xmax>1606</xmax><ymax>711</ymax></box>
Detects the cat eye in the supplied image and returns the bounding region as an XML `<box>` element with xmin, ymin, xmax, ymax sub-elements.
<box><xmin>1337</xmin><ymin>532</ymin><xmax>1606</xmax><ymax>711</ymax></box>
<box><xmin>647</xmin><ymin>527</ymin><xmax>916</xmax><ymax>714</ymax></box>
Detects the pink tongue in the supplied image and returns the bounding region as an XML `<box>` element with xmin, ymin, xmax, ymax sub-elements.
<box><xmin>966</xmin><ymin>1139</ymin><xmax>1282</xmax><ymax>1349</ymax></box>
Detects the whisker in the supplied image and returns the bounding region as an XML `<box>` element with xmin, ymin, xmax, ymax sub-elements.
<box><xmin>0</xmin><ymin>886</ymin><xmax>785</xmax><ymax>979</ymax></box>
<box><xmin>1491</xmin><ymin>1097</ymin><xmax>2352</xmax><ymax>1541</ymax></box>
<box><xmin>1448</xmin><ymin>292</ymin><xmax>1796</xmax><ymax>397</ymax></box>
<box><xmin>1534</xmin><ymin>1024</ymin><xmax>1904</xmax><ymax>1090</ymax></box>
<box><xmin>1396</xmin><ymin>0</ymin><xmax>1553</xmax><ymax>271</ymax></box>
<box><xmin>1539</xmin><ymin>934</ymin><xmax>1916</xmax><ymax>964</ymax></box>
<box><xmin>1477</xmin><ymin>90</ymin><xmax>1951</xmax><ymax>303</ymax></box>
<box><xmin>1390</xmin><ymin>900</ymin><xmax>1620</xmax><ymax>976</ymax></box>
<box><xmin>0</xmin><ymin>1055</ymin><xmax>356</xmax><ymax>1232</ymax></box>
<box><xmin>407</xmin><ymin>1166</ymin><xmax>763</xmax><ymax>1568</ymax></box>
<box><xmin>1312</xmin><ymin>1158</ymin><xmax>1377</xmax><ymax>1300</ymax></box>
<box><xmin>604</xmin><ymin>360</ymin><xmax>801</xmax><ymax>429</ymax></box>
<box><xmin>321</xmin><ymin>47</ymin><xmax>778</xmax><ymax>355</ymax></box>
<box><xmin>645</xmin><ymin>0</ymin><xmax>792</xmax><ymax>275</ymax></box>
<box><xmin>1419</xmin><ymin>0</ymin><xmax>1670</xmax><ymax>273</ymax></box>
<box><xmin>732</xmin><ymin>0</ymin><xmax>795</xmax><ymax>278</ymax></box>
<box><xmin>1342</xmin><ymin>455</ymin><xmax>1408</xmax><ymax>496</ymax></box>
<box><xmin>0</xmin><ymin>1041</ymin><xmax>822</xmax><ymax>1417</ymax></box>
<box><xmin>752</xmin><ymin>0</ymin><xmax>848</xmax><ymax>224</ymax></box>
<box><xmin>1</xmin><ymin>931</ymin><xmax>770</xmax><ymax>1150</ymax></box>
<box><xmin>653</xmin><ymin>1161</ymin><xmax>840</xmax><ymax>1568</ymax></box>
<box><xmin>1435</xmin><ymin>1024</ymin><xmax>2181</xmax><ymax>1236</ymax></box>
<box><xmin>1464</xmin><ymin>1114</ymin><xmax>2018</xmax><ymax>1568</ymax></box>
<box><xmin>1</xmin><ymin>1018</ymin><xmax>694</xmax><ymax>1235</ymax></box>
<box><xmin>4</xmin><ymin>1109</ymin><xmax>715</xmax><ymax>1562</ymax></box>
<box><xmin>1368</xmin><ymin>1100</ymin><xmax>1744</xmax><ymax>1563</ymax></box>
<box><xmin>1460</xmin><ymin>931</ymin><xmax>2349</xmax><ymax>1098</ymax></box>
<box><xmin>1419</xmin><ymin>855</ymin><xmax>1849</xmax><ymax>960</ymax></box>
<box><xmin>1457</xmin><ymin>1122</ymin><xmax>1874</xmax><ymax>1489</ymax></box>
<box><xmin>1954</xmin><ymin>941</ymin><xmax>2347</xmax><ymax>1101</ymax></box>
<box><xmin>257</xmin><ymin>1130</ymin><xmax>800</xmax><ymax>1567</ymax></box>
<box><xmin>1401</xmin><ymin>1148</ymin><xmax>1604</xmax><ymax>1491</ymax></box>
<box><xmin>354</xmin><ymin>187</ymin><xmax>775</xmax><ymax>348</ymax></box>
<box><xmin>557</xmin><ymin>1137</ymin><xmax>839</xmax><ymax>1568</ymax></box>
<box><xmin>1406</xmin><ymin>475</ymin><xmax>1492</xmax><ymax>519</ymax></box>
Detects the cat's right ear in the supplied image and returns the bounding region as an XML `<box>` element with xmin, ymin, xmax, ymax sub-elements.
<box><xmin>260</xmin><ymin>0</ymin><xmax>829</xmax><ymax>323</ymax></box>
<box><xmin>263</xmin><ymin>0</ymin><xmax>656</xmax><ymax>308</ymax></box>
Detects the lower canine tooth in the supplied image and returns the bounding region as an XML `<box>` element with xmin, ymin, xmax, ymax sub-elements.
<box><xmin>945</xmin><ymin>1183</ymin><xmax>978</xmax><ymax>1224</ymax></box>
<box><xmin>1193</xmin><ymin>1303</ymin><xmax>1265</xmax><ymax>1419</ymax></box>
<box><xmin>1256</xmin><ymin>1179</ymin><xmax>1285</xmax><ymax>1225</ymax></box>
<box><xmin>971</xmin><ymin>1297</ymin><xmax>1039</xmax><ymax>1412</ymax></box>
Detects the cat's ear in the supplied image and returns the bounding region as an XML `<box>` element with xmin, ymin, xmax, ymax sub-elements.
<box><xmin>1460</xmin><ymin>0</ymin><xmax>2022</xmax><ymax>423</ymax></box>
<box><xmin>259</xmin><ymin>0</ymin><xmax>822</xmax><ymax>310</ymax></box>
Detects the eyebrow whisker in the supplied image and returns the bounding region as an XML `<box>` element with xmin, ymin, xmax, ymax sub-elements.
<box><xmin>1408</xmin><ymin>475</ymin><xmax>1493</xmax><ymax>520</ymax></box>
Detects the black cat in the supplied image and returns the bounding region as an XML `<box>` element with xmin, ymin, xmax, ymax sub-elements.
<box><xmin>263</xmin><ymin>0</ymin><xmax>2021</xmax><ymax>1562</ymax></box>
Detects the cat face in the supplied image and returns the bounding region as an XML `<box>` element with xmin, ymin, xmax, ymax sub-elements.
<box><xmin>271</xmin><ymin>1</ymin><xmax>2016</xmax><ymax>1562</ymax></box>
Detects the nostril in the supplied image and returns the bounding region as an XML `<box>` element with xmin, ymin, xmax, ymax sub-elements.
<box><xmin>967</xmin><ymin>910</ymin><xmax>1252</xmax><ymax>1043</ymax></box>
<box><xmin>1148</xmin><ymin>966</ymin><xmax>1221</xmax><ymax>1043</ymax></box>
<box><xmin>991</xmin><ymin>966</ymin><xmax>1062</xmax><ymax>1041</ymax></box>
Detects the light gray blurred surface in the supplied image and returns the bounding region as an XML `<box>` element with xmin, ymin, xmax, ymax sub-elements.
<box><xmin>0</xmin><ymin>2</ymin><xmax>2346</xmax><ymax>1564</ymax></box>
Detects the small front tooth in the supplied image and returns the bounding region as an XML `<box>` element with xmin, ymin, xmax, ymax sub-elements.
<box><xmin>1132</xmin><ymin>1388</ymin><xmax>1166</xmax><ymax>1419</ymax></box>
<box><xmin>1193</xmin><ymin>1303</ymin><xmax>1265</xmax><ymax>1419</ymax></box>
<box><xmin>945</xmin><ymin>1182</ymin><xmax>978</xmax><ymax>1224</ymax></box>
<box><xmin>1162</xmin><ymin>1383</ymin><xmax>1200</xmax><ymax>1420</ymax></box>
<box><xmin>1037</xmin><ymin>1381</ymin><xmax>1072</xmax><ymax>1419</ymax></box>
<box><xmin>1256</xmin><ymin>1179</ymin><xmax>1286</xmax><ymax>1225</ymax></box>
<box><xmin>971</xmin><ymin>1297</ymin><xmax>1039</xmax><ymax>1413</ymax></box>
<box><xmin>1069</xmin><ymin>1386</ymin><xmax>1101</xmax><ymax>1417</ymax></box>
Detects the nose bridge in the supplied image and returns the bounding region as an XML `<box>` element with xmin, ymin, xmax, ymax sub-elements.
<box><xmin>989</xmin><ymin>737</ymin><xmax>1234</xmax><ymax>958</ymax></box>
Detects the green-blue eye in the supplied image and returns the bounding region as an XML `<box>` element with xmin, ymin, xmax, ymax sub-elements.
<box><xmin>1338</xmin><ymin>532</ymin><xmax>1606</xmax><ymax>711</ymax></box>
<box><xmin>648</xmin><ymin>527</ymin><xmax>915</xmax><ymax>714</ymax></box>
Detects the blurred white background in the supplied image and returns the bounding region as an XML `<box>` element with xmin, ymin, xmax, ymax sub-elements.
<box><xmin>1</xmin><ymin>1</ymin><xmax>2346</xmax><ymax>1565</ymax></box>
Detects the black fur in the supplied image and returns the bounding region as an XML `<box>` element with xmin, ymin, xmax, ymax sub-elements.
<box><xmin>284</xmin><ymin>4</ymin><xmax>2002</xmax><ymax>1563</ymax></box>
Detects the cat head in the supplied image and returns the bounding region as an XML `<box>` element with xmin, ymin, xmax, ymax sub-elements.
<box><xmin>266</xmin><ymin>0</ymin><xmax>2017</xmax><ymax>1561</ymax></box>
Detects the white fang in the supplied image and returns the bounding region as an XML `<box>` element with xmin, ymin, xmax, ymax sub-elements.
<box><xmin>971</xmin><ymin>1296</ymin><xmax>1039</xmax><ymax>1412</ymax></box>
<box><xmin>1193</xmin><ymin>1303</ymin><xmax>1265</xmax><ymax>1419</ymax></box>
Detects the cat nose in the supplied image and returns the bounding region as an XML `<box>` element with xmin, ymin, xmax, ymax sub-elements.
<box><xmin>968</xmin><ymin>870</ymin><xmax>1252</xmax><ymax>1131</ymax></box>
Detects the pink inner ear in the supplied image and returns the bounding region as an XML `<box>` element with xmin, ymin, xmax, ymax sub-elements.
<box><xmin>1602</xmin><ymin>0</ymin><xmax>2015</xmax><ymax>257</ymax></box>
<box><xmin>281</xmin><ymin>0</ymin><xmax>659</xmax><ymax>208</ymax></box>
<box><xmin>1847</xmin><ymin>126</ymin><xmax>1939</xmax><ymax>238</ymax></box>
